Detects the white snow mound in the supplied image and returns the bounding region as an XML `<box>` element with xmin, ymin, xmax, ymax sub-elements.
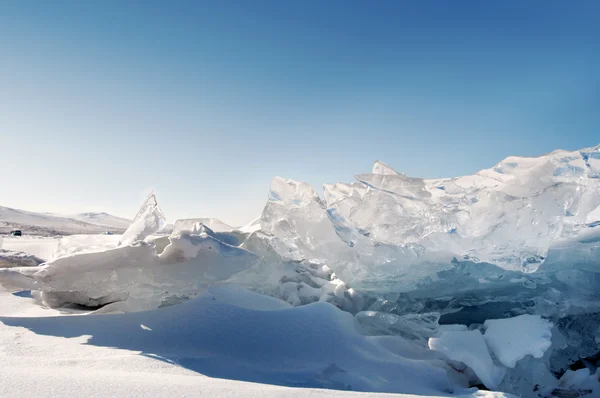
<box><xmin>483</xmin><ymin>315</ymin><xmax>553</xmax><ymax>368</ymax></box>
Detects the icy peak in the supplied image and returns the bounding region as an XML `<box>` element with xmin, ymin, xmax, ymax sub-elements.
<box><xmin>372</xmin><ymin>160</ymin><xmax>402</xmax><ymax>176</ymax></box>
<box><xmin>257</xmin><ymin>144</ymin><xmax>600</xmax><ymax>283</ymax></box>
<box><xmin>119</xmin><ymin>193</ymin><xmax>166</xmax><ymax>246</ymax></box>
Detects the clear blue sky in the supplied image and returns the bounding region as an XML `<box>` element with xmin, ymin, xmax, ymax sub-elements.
<box><xmin>1</xmin><ymin>1</ymin><xmax>599</xmax><ymax>225</ymax></box>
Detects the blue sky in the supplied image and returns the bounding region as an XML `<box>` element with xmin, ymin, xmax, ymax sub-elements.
<box><xmin>1</xmin><ymin>1</ymin><xmax>599</xmax><ymax>225</ymax></box>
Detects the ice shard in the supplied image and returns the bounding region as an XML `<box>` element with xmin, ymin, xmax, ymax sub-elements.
<box><xmin>119</xmin><ymin>193</ymin><xmax>167</xmax><ymax>246</ymax></box>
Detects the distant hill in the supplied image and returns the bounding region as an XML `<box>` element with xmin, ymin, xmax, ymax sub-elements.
<box><xmin>62</xmin><ymin>212</ymin><xmax>132</xmax><ymax>230</ymax></box>
<box><xmin>0</xmin><ymin>206</ymin><xmax>131</xmax><ymax>236</ymax></box>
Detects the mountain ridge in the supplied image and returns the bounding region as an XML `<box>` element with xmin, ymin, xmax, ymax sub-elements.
<box><xmin>0</xmin><ymin>205</ymin><xmax>131</xmax><ymax>236</ymax></box>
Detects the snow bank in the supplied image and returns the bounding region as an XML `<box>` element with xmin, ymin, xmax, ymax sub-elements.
<box><xmin>483</xmin><ymin>315</ymin><xmax>553</xmax><ymax>368</ymax></box>
<box><xmin>0</xmin><ymin>286</ymin><xmax>453</xmax><ymax>395</ymax></box>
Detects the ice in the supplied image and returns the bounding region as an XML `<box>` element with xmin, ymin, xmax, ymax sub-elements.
<box><xmin>119</xmin><ymin>193</ymin><xmax>166</xmax><ymax>246</ymax></box>
<box><xmin>372</xmin><ymin>160</ymin><xmax>401</xmax><ymax>175</ymax></box>
<box><xmin>0</xmin><ymin>195</ymin><xmax>260</xmax><ymax>311</ymax></box>
<box><xmin>319</xmin><ymin>145</ymin><xmax>600</xmax><ymax>285</ymax></box>
<box><xmin>0</xmin><ymin>144</ymin><xmax>599</xmax><ymax>397</ymax></box>
<box><xmin>429</xmin><ymin>330</ymin><xmax>506</xmax><ymax>390</ymax></box>
<box><xmin>587</xmin><ymin>205</ymin><xmax>600</xmax><ymax>225</ymax></box>
<box><xmin>0</xmin><ymin>249</ymin><xmax>45</xmax><ymax>268</ymax></box>
<box><xmin>557</xmin><ymin>368</ymin><xmax>600</xmax><ymax>397</ymax></box>
<box><xmin>260</xmin><ymin>176</ymin><xmax>357</xmax><ymax>265</ymax></box>
<box><xmin>356</xmin><ymin>311</ymin><xmax>440</xmax><ymax>344</ymax></box>
<box><xmin>483</xmin><ymin>315</ymin><xmax>553</xmax><ymax>368</ymax></box>
<box><xmin>53</xmin><ymin>234</ymin><xmax>122</xmax><ymax>259</ymax></box>
<box><xmin>172</xmin><ymin>218</ymin><xmax>235</xmax><ymax>234</ymax></box>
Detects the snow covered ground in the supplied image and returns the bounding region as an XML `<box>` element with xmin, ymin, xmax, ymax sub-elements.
<box><xmin>0</xmin><ymin>287</ymin><xmax>510</xmax><ymax>398</ymax></box>
<box><xmin>0</xmin><ymin>144</ymin><xmax>599</xmax><ymax>397</ymax></box>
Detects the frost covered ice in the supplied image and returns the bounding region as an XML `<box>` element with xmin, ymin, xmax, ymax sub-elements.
<box><xmin>429</xmin><ymin>329</ymin><xmax>506</xmax><ymax>390</ymax></box>
<box><xmin>483</xmin><ymin>315</ymin><xmax>553</xmax><ymax>368</ymax></box>
<box><xmin>0</xmin><ymin>144</ymin><xmax>599</xmax><ymax>397</ymax></box>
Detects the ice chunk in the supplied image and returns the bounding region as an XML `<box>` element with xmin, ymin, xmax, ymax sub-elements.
<box><xmin>0</xmin><ymin>228</ymin><xmax>260</xmax><ymax>311</ymax></box>
<box><xmin>260</xmin><ymin>177</ymin><xmax>356</xmax><ymax>264</ymax></box>
<box><xmin>0</xmin><ymin>249</ymin><xmax>45</xmax><ymax>268</ymax></box>
<box><xmin>53</xmin><ymin>234</ymin><xmax>121</xmax><ymax>259</ymax></box>
<box><xmin>0</xmin><ymin>249</ymin><xmax>44</xmax><ymax>268</ymax></box>
<box><xmin>557</xmin><ymin>368</ymin><xmax>600</xmax><ymax>397</ymax></box>
<box><xmin>119</xmin><ymin>193</ymin><xmax>166</xmax><ymax>246</ymax></box>
<box><xmin>587</xmin><ymin>204</ymin><xmax>600</xmax><ymax>225</ymax></box>
<box><xmin>324</xmin><ymin>145</ymin><xmax>600</xmax><ymax>278</ymax></box>
<box><xmin>159</xmin><ymin>229</ymin><xmax>260</xmax><ymax>281</ymax></box>
<box><xmin>435</xmin><ymin>324</ymin><xmax>469</xmax><ymax>335</ymax></box>
<box><xmin>429</xmin><ymin>330</ymin><xmax>506</xmax><ymax>389</ymax></box>
<box><xmin>172</xmin><ymin>218</ymin><xmax>235</xmax><ymax>234</ymax></box>
<box><xmin>483</xmin><ymin>314</ymin><xmax>553</xmax><ymax>368</ymax></box>
<box><xmin>356</xmin><ymin>311</ymin><xmax>440</xmax><ymax>343</ymax></box>
<box><xmin>239</xmin><ymin>216</ymin><xmax>262</xmax><ymax>233</ymax></box>
<box><xmin>372</xmin><ymin>160</ymin><xmax>400</xmax><ymax>175</ymax></box>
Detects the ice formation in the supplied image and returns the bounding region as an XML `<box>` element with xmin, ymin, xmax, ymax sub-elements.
<box><xmin>483</xmin><ymin>315</ymin><xmax>553</xmax><ymax>368</ymax></box>
<box><xmin>429</xmin><ymin>329</ymin><xmax>506</xmax><ymax>390</ymax></box>
<box><xmin>118</xmin><ymin>193</ymin><xmax>166</xmax><ymax>246</ymax></box>
<box><xmin>0</xmin><ymin>249</ymin><xmax>45</xmax><ymax>268</ymax></box>
<box><xmin>0</xmin><ymin>144</ymin><xmax>599</xmax><ymax>397</ymax></box>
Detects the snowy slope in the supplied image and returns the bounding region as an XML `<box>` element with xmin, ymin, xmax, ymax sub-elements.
<box><xmin>67</xmin><ymin>212</ymin><xmax>131</xmax><ymax>230</ymax></box>
<box><xmin>0</xmin><ymin>206</ymin><xmax>129</xmax><ymax>235</ymax></box>
<box><xmin>0</xmin><ymin>286</ymin><xmax>511</xmax><ymax>398</ymax></box>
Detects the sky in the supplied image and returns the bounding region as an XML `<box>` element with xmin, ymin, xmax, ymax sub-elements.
<box><xmin>1</xmin><ymin>1</ymin><xmax>599</xmax><ymax>226</ymax></box>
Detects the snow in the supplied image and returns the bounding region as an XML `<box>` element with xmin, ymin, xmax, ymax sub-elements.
<box><xmin>239</xmin><ymin>216</ymin><xmax>262</xmax><ymax>233</ymax></box>
<box><xmin>66</xmin><ymin>212</ymin><xmax>132</xmax><ymax>229</ymax></box>
<box><xmin>1</xmin><ymin>236</ymin><xmax>60</xmax><ymax>260</ymax></box>
<box><xmin>0</xmin><ymin>287</ymin><xmax>451</xmax><ymax>396</ymax></box>
<box><xmin>483</xmin><ymin>315</ymin><xmax>553</xmax><ymax>368</ymax></box>
<box><xmin>557</xmin><ymin>368</ymin><xmax>600</xmax><ymax>396</ymax></box>
<box><xmin>0</xmin><ymin>249</ymin><xmax>45</xmax><ymax>268</ymax></box>
<box><xmin>0</xmin><ymin>205</ymin><xmax>129</xmax><ymax>235</ymax></box>
<box><xmin>429</xmin><ymin>330</ymin><xmax>506</xmax><ymax>390</ymax></box>
<box><xmin>0</xmin><ymin>288</ymin><xmax>514</xmax><ymax>398</ymax></box>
